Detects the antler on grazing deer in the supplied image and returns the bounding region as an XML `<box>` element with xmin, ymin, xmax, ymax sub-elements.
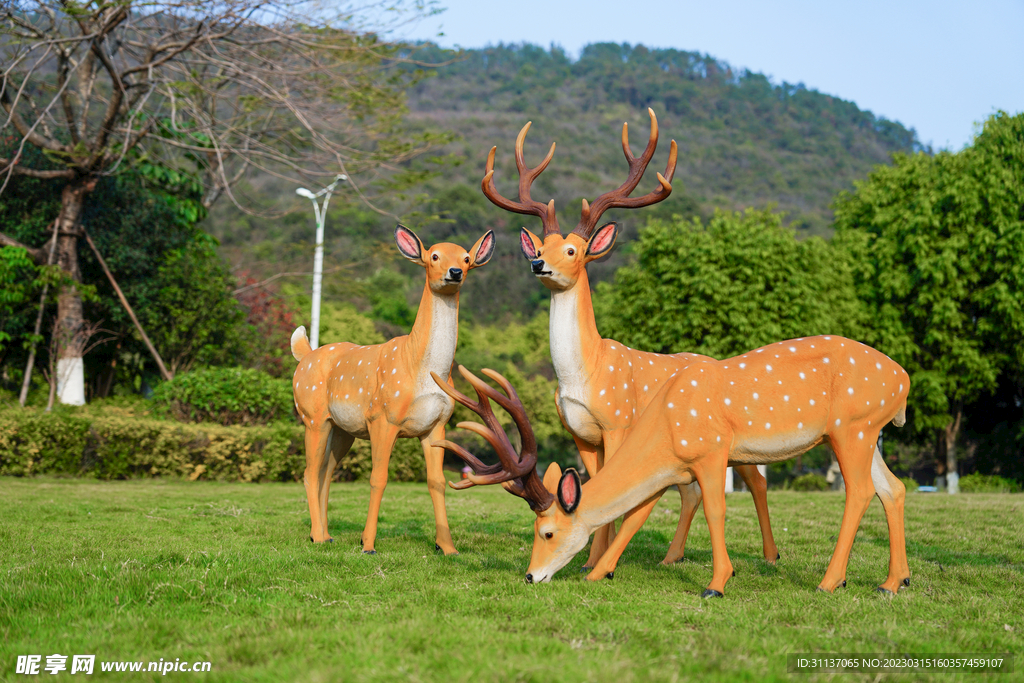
<box><xmin>430</xmin><ymin>366</ymin><xmax>555</xmax><ymax>512</ymax></box>
<box><xmin>573</xmin><ymin>108</ymin><xmax>679</xmax><ymax>239</ymax></box>
<box><xmin>482</xmin><ymin>122</ymin><xmax>561</xmax><ymax>237</ymax></box>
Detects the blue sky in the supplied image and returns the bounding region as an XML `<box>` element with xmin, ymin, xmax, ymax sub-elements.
<box><xmin>398</xmin><ymin>0</ymin><xmax>1024</xmax><ymax>150</ymax></box>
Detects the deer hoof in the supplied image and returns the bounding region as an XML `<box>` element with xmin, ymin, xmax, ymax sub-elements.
<box><xmin>841</xmin><ymin>580</ymin><xmax>847</xmax><ymax>588</ymax></box>
<box><xmin>732</xmin><ymin>569</ymin><xmax>736</xmax><ymax>577</ymax></box>
<box><xmin>605</xmin><ymin>572</ymin><xmax>614</xmax><ymax>580</ymax></box>
<box><xmin>580</xmin><ymin>566</ymin><xmax>592</xmax><ymax>573</ymax></box>
<box><xmin>309</xmin><ymin>536</ymin><xmax>314</xmax><ymax>543</ymax></box>
<box><xmin>701</xmin><ymin>589</ymin><xmax>724</xmax><ymax>599</ymax></box>
<box><xmin>326</xmin><ymin>538</ymin><xmax>334</xmax><ymax>543</ymax></box>
<box><xmin>902</xmin><ymin>577</ymin><xmax>911</xmax><ymax>587</ymax></box>
<box><xmin>876</xmin><ymin>586</ymin><xmax>895</xmax><ymax>595</ymax></box>
<box><xmin>776</xmin><ymin>552</ymin><xmax>781</xmax><ymax>561</ymax></box>
<box><xmin>362</xmin><ymin>550</ymin><xmax>377</xmax><ymax>555</ymax></box>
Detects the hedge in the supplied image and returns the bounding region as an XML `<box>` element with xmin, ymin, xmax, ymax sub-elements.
<box><xmin>151</xmin><ymin>367</ymin><xmax>295</xmax><ymax>426</ymax></box>
<box><xmin>0</xmin><ymin>407</ymin><xmax>425</xmax><ymax>483</ymax></box>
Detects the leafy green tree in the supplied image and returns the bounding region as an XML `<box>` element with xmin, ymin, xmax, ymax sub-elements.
<box><xmin>832</xmin><ymin>111</ymin><xmax>1024</xmax><ymax>491</ymax></box>
<box><xmin>593</xmin><ymin>208</ymin><xmax>866</xmax><ymax>359</ymax></box>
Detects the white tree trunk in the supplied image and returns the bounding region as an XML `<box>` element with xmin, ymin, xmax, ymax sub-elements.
<box><xmin>56</xmin><ymin>356</ymin><xmax>86</xmax><ymax>406</ymax></box>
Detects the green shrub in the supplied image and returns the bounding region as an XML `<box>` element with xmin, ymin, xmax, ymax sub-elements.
<box><xmin>900</xmin><ymin>476</ymin><xmax>919</xmax><ymax>492</ymax></box>
<box><xmin>958</xmin><ymin>473</ymin><xmax>1021</xmax><ymax>493</ymax></box>
<box><xmin>791</xmin><ymin>473</ymin><xmax>829</xmax><ymax>491</ymax></box>
<box><xmin>152</xmin><ymin>367</ymin><xmax>294</xmax><ymax>425</ymax></box>
<box><xmin>0</xmin><ymin>407</ymin><xmax>426</xmax><ymax>483</ymax></box>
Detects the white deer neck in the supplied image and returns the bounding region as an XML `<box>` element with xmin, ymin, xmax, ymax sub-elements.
<box><xmin>409</xmin><ymin>285</ymin><xmax>460</xmax><ymax>384</ymax></box>
<box><xmin>548</xmin><ymin>272</ymin><xmax>601</xmax><ymax>389</ymax></box>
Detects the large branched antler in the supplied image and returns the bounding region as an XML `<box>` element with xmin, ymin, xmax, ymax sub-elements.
<box><xmin>430</xmin><ymin>366</ymin><xmax>555</xmax><ymax>512</ymax></box>
<box><xmin>572</xmin><ymin>108</ymin><xmax>679</xmax><ymax>239</ymax></box>
<box><xmin>481</xmin><ymin>122</ymin><xmax>561</xmax><ymax>237</ymax></box>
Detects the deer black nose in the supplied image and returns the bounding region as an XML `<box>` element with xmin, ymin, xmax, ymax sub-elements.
<box><xmin>525</xmin><ymin>573</ymin><xmax>534</xmax><ymax>584</ymax></box>
<box><xmin>447</xmin><ymin>267</ymin><xmax>463</xmax><ymax>281</ymax></box>
<box><xmin>531</xmin><ymin>260</ymin><xmax>545</xmax><ymax>273</ymax></box>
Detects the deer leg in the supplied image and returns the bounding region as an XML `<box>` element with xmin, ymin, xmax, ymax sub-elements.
<box><xmin>587</xmin><ymin>489</ymin><xmax>665</xmax><ymax>581</ymax></box>
<box><xmin>360</xmin><ymin>420</ymin><xmax>400</xmax><ymax>554</ymax></box>
<box><xmin>422</xmin><ymin>423</ymin><xmax>458</xmax><ymax>555</ymax></box>
<box><xmin>303</xmin><ymin>421</ymin><xmax>334</xmax><ymax>543</ymax></box>
<box><xmin>734</xmin><ymin>464</ymin><xmax>780</xmax><ymax>563</ymax></box>
<box><xmin>694</xmin><ymin>455</ymin><xmax>734</xmax><ymax>597</ymax></box>
<box><xmin>818</xmin><ymin>427</ymin><xmax>877</xmax><ymax>592</ymax></box>
<box><xmin>663</xmin><ymin>481</ymin><xmax>702</xmax><ymax>564</ymax></box>
<box><xmin>585</xmin><ymin>431</ymin><xmax>626</xmax><ymax>567</ymax></box>
<box><xmin>318</xmin><ymin>428</ymin><xmax>354</xmax><ymax>542</ymax></box>
<box><xmin>870</xmin><ymin>445</ymin><xmax>910</xmax><ymax>594</ymax></box>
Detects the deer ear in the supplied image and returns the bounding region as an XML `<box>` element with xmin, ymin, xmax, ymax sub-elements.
<box><xmin>585</xmin><ymin>222</ymin><xmax>617</xmax><ymax>261</ymax></box>
<box><xmin>542</xmin><ymin>461</ymin><xmax>562</xmax><ymax>493</ymax></box>
<box><xmin>557</xmin><ymin>468</ymin><xmax>582</xmax><ymax>514</ymax></box>
<box><xmin>520</xmin><ymin>228</ymin><xmax>542</xmax><ymax>260</ymax></box>
<box><xmin>468</xmin><ymin>230</ymin><xmax>495</xmax><ymax>269</ymax></box>
<box><xmin>395</xmin><ymin>224</ymin><xmax>426</xmax><ymax>263</ymax></box>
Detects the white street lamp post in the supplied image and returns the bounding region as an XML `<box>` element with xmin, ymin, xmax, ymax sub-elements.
<box><xmin>296</xmin><ymin>174</ymin><xmax>346</xmax><ymax>350</ymax></box>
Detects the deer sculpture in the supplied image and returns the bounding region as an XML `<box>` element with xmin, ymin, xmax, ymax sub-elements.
<box><xmin>480</xmin><ymin>108</ymin><xmax>779</xmax><ymax>574</ymax></box>
<box><xmin>433</xmin><ymin>336</ymin><xmax>912</xmax><ymax>597</ymax></box>
<box><xmin>291</xmin><ymin>225</ymin><xmax>494</xmax><ymax>554</ymax></box>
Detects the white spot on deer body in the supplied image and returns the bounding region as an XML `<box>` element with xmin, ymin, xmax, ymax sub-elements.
<box><xmin>391</xmin><ymin>368</ymin><xmax>396</xmax><ymax>374</ymax></box>
<box><xmin>717</xmin><ymin>435</ymin><xmax>721</xmax><ymax>442</ymax></box>
<box><xmin>835</xmin><ymin>419</ymin><xmax>841</xmax><ymax>426</ymax></box>
<box><xmin>824</xmin><ymin>336</ymin><xmax>831</xmax><ymax>340</ymax></box>
<box><xmin>615</xmin><ymin>410</ymin><xmax>620</xmax><ymax>416</ymax></box>
<box><xmin>643</xmin><ymin>385</ymin><xmax>648</xmax><ymax>391</ymax></box>
<box><xmin>690</xmin><ymin>409</ymin><xmax>697</xmax><ymax>417</ymax></box>
<box><xmin>784</xmin><ymin>395</ymin><xmax>789</xmax><ymax>401</ymax></box>
<box><xmin>668</xmin><ymin>403</ymin><xmax>675</xmax><ymax>408</ymax></box>
<box><xmin>798</xmin><ymin>422</ymin><xmax>803</xmax><ymax>429</ymax></box>
<box><xmin>849</xmin><ymin>357</ymin><xmax>856</xmax><ymax>365</ymax></box>
<box><xmin>876</xmin><ymin>362</ymin><xmax>882</xmax><ymax>370</ymax></box>
<box><xmin>847</xmin><ymin>387</ymin><xmax>854</xmax><ymax>395</ymax></box>
<box><xmin>823</xmin><ymin>358</ymin><xmax>830</xmax><ymax>364</ymax></box>
<box><xmin>691</xmin><ymin>380</ymin><xmax>697</xmax><ymax>386</ymax></box>
<box><xmin>900</xmin><ymin>383</ymin><xmax>904</xmax><ymax>392</ymax></box>
<box><xmin>881</xmin><ymin>399</ymin><xmax>885</xmax><ymax>406</ymax></box>
<box><xmin>858</xmin><ymin>431</ymin><xmax>864</xmax><ymax>439</ymax></box>
<box><xmin>766</xmin><ymin>364</ymin><xmax>773</xmax><ymax>372</ymax></box>
<box><xmin>649</xmin><ymin>360</ymin><xmax>654</xmax><ymax>365</ymax></box>
<box><xmin>681</xmin><ymin>439</ymin><xmax>688</xmax><ymax>446</ymax></box>
<box><xmin>739</xmin><ymin>363</ymin><xmax>747</xmax><ymax>369</ymax></box>
<box><xmin>308</xmin><ymin>363</ymin><xmax>312</xmax><ymax>370</ymax></box>
<box><xmin>609</xmin><ymin>365</ymin><xmax>614</xmax><ymax>372</ymax></box>
<box><xmin>753</xmin><ymin>393</ymin><xmax>759</xmax><ymax>399</ymax></box>
<box><xmin>748</xmin><ymin>421</ymin><xmax>753</xmax><ymax>426</ymax></box>
<box><xmin>799</xmin><ymin>372</ymin><xmax>806</xmax><ymax>379</ymax></box>
<box><xmin>359</xmin><ymin>388</ymin><xmax>363</xmax><ymax>394</ymax></box>
<box><xmin>810</xmin><ymin>399</ymin><xmax>816</xmax><ymax>405</ymax></box>
<box><xmin>725</xmin><ymin>398</ymin><xmax>732</xmax><ymax>405</ymax></box>
<box><xmin>789</xmin><ymin>346</ymin><xmax>796</xmax><ymax>352</ymax></box>
<box><xmin>600</xmin><ymin>389</ymin><xmax>606</xmax><ymax>396</ymax></box>
<box><xmin>765</xmin><ymin>423</ymin><xmax>771</xmax><ymax>429</ymax></box>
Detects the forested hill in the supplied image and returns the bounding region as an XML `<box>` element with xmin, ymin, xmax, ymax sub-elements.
<box><xmin>404</xmin><ymin>42</ymin><xmax>921</xmax><ymax>236</ymax></box>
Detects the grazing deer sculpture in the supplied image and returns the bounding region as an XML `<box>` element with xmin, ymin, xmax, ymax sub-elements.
<box><xmin>434</xmin><ymin>336</ymin><xmax>911</xmax><ymax>596</ymax></box>
<box><xmin>291</xmin><ymin>225</ymin><xmax>494</xmax><ymax>554</ymax></box>
<box><xmin>481</xmin><ymin>108</ymin><xmax>779</xmax><ymax>573</ymax></box>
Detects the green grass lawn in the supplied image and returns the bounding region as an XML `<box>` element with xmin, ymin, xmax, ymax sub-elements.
<box><xmin>1</xmin><ymin>477</ymin><xmax>1021</xmax><ymax>682</ymax></box>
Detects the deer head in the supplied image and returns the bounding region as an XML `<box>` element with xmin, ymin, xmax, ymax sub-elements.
<box><xmin>431</xmin><ymin>366</ymin><xmax>594</xmax><ymax>583</ymax></box>
<box><xmin>394</xmin><ymin>224</ymin><xmax>495</xmax><ymax>295</ymax></box>
<box><xmin>482</xmin><ymin>108</ymin><xmax>678</xmax><ymax>292</ymax></box>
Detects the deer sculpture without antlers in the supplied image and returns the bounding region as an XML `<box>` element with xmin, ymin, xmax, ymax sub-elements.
<box><xmin>291</xmin><ymin>225</ymin><xmax>494</xmax><ymax>554</ymax></box>
<box><xmin>481</xmin><ymin>108</ymin><xmax>779</xmax><ymax>574</ymax></box>
<box><xmin>434</xmin><ymin>336</ymin><xmax>912</xmax><ymax>597</ymax></box>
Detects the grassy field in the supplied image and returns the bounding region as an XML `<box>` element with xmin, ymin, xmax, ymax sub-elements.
<box><xmin>1</xmin><ymin>477</ymin><xmax>1021</xmax><ymax>682</ymax></box>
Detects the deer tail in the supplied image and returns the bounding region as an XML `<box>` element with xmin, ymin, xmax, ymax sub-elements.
<box><xmin>891</xmin><ymin>399</ymin><xmax>907</xmax><ymax>428</ymax></box>
<box><xmin>291</xmin><ymin>326</ymin><xmax>312</xmax><ymax>362</ymax></box>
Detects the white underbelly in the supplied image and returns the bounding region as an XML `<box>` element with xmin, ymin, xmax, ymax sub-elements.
<box><xmin>729</xmin><ymin>431</ymin><xmax>824</xmax><ymax>465</ymax></box>
<box><xmin>328</xmin><ymin>401</ymin><xmax>370</xmax><ymax>438</ymax></box>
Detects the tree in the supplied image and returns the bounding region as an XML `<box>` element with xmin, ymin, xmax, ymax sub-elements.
<box><xmin>593</xmin><ymin>208</ymin><xmax>866</xmax><ymax>359</ymax></box>
<box><xmin>0</xmin><ymin>0</ymin><xmax>439</xmax><ymax>403</ymax></box>
<box><xmin>832</xmin><ymin>111</ymin><xmax>1024</xmax><ymax>493</ymax></box>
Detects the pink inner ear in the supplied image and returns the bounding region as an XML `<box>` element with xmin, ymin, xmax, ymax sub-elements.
<box><xmin>520</xmin><ymin>232</ymin><xmax>537</xmax><ymax>258</ymax></box>
<box><xmin>590</xmin><ymin>225</ymin><xmax>615</xmax><ymax>254</ymax></box>
<box><xmin>560</xmin><ymin>475</ymin><xmax>577</xmax><ymax>508</ymax></box>
<box><xmin>479</xmin><ymin>233</ymin><xmax>495</xmax><ymax>259</ymax></box>
<box><xmin>396</xmin><ymin>230</ymin><xmax>420</xmax><ymax>258</ymax></box>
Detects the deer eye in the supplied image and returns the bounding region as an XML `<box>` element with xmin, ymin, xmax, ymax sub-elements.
<box><xmin>432</xmin><ymin>253</ymin><xmax>439</xmax><ymax>261</ymax></box>
<box><xmin>544</xmin><ymin>532</ymin><xmax>553</xmax><ymax>540</ymax></box>
<box><xmin>464</xmin><ymin>256</ymin><xmax>470</xmax><ymax>264</ymax></box>
<box><xmin>566</xmin><ymin>248</ymin><xmax>575</xmax><ymax>256</ymax></box>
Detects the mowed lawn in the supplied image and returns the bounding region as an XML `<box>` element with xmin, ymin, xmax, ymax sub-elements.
<box><xmin>1</xmin><ymin>477</ymin><xmax>1021</xmax><ymax>682</ymax></box>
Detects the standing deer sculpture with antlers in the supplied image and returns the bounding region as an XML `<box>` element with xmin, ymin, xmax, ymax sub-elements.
<box><xmin>435</xmin><ymin>338</ymin><xmax>911</xmax><ymax>596</ymax></box>
<box><xmin>291</xmin><ymin>225</ymin><xmax>494</xmax><ymax>554</ymax></box>
<box><xmin>480</xmin><ymin>108</ymin><xmax>779</xmax><ymax>574</ymax></box>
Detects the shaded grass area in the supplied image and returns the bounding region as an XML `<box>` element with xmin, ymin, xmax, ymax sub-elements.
<box><xmin>1</xmin><ymin>478</ymin><xmax>1021</xmax><ymax>682</ymax></box>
